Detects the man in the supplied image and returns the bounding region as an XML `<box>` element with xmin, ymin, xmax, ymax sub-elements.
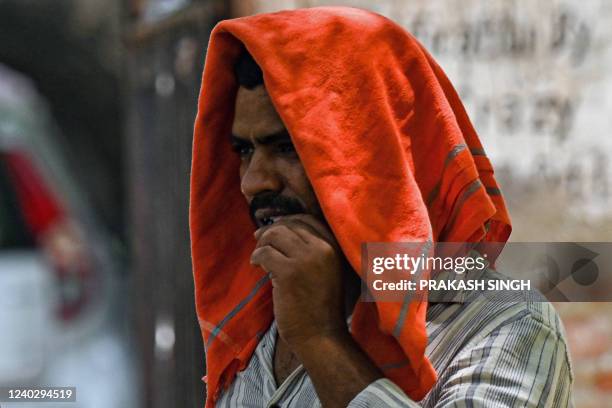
<box><xmin>190</xmin><ymin>7</ymin><xmax>573</xmax><ymax>407</ymax></box>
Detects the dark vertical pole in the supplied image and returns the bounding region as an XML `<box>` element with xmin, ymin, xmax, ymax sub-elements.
<box><xmin>125</xmin><ymin>2</ymin><xmax>228</xmax><ymax>406</ymax></box>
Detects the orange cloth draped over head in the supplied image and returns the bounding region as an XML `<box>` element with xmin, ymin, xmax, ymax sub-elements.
<box><xmin>190</xmin><ymin>6</ymin><xmax>511</xmax><ymax>407</ymax></box>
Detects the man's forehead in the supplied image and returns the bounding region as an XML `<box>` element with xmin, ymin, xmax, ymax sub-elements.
<box><xmin>232</xmin><ymin>85</ymin><xmax>286</xmax><ymax>139</ymax></box>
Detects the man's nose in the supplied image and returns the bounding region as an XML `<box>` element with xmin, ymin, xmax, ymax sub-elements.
<box><xmin>240</xmin><ymin>153</ymin><xmax>282</xmax><ymax>198</ymax></box>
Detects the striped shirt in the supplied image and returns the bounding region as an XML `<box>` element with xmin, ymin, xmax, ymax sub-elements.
<box><xmin>216</xmin><ymin>269</ymin><xmax>574</xmax><ymax>407</ymax></box>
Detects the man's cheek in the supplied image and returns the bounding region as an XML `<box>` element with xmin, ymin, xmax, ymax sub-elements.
<box><xmin>303</xmin><ymin>185</ymin><xmax>323</xmax><ymax>218</ymax></box>
<box><xmin>238</xmin><ymin>163</ymin><xmax>248</xmax><ymax>179</ymax></box>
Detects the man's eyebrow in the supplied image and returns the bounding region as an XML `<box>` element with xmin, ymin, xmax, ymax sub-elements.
<box><xmin>230</xmin><ymin>129</ymin><xmax>291</xmax><ymax>146</ymax></box>
<box><xmin>230</xmin><ymin>135</ymin><xmax>252</xmax><ymax>147</ymax></box>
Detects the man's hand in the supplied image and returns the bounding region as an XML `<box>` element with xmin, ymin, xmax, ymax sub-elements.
<box><xmin>250</xmin><ymin>214</ymin><xmax>347</xmax><ymax>347</ymax></box>
<box><xmin>251</xmin><ymin>215</ymin><xmax>384</xmax><ymax>407</ymax></box>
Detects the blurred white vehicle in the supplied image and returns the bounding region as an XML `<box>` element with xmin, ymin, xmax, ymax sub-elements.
<box><xmin>0</xmin><ymin>252</ymin><xmax>51</xmax><ymax>383</ymax></box>
<box><xmin>0</xmin><ymin>64</ymin><xmax>137</xmax><ymax>407</ymax></box>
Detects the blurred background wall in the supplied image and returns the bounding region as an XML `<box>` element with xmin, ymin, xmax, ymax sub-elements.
<box><xmin>0</xmin><ymin>0</ymin><xmax>610</xmax><ymax>407</ymax></box>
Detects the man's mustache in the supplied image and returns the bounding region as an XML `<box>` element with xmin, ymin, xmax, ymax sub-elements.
<box><xmin>249</xmin><ymin>192</ymin><xmax>306</xmax><ymax>222</ymax></box>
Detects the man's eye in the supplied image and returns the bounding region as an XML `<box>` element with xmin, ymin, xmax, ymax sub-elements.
<box><xmin>239</xmin><ymin>146</ymin><xmax>253</xmax><ymax>156</ymax></box>
<box><xmin>232</xmin><ymin>144</ymin><xmax>253</xmax><ymax>158</ymax></box>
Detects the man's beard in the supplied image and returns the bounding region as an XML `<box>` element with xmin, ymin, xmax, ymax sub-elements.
<box><xmin>249</xmin><ymin>191</ymin><xmax>306</xmax><ymax>228</ymax></box>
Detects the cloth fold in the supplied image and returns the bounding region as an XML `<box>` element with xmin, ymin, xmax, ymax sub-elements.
<box><xmin>190</xmin><ymin>7</ymin><xmax>511</xmax><ymax>407</ymax></box>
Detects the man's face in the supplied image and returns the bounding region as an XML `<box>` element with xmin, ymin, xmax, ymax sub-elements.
<box><xmin>231</xmin><ymin>85</ymin><xmax>323</xmax><ymax>228</ymax></box>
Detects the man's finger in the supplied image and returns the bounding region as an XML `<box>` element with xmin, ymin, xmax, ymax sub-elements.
<box><xmin>279</xmin><ymin>215</ymin><xmax>340</xmax><ymax>251</ymax></box>
<box><xmin>250</xmin><ymin>245</ymin><xmax>289</xmax><ymax>275</ymax></box>
<box><xmin>255</xmin><ymin>224</ymin><xmax>306</xmax><ymax>257</ymax></box>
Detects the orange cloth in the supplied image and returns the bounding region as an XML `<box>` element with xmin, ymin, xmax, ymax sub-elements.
<box><xmin>190</xmin><ymin>7</ymin><xmax>511</xmax><ymax>407</ymax></box>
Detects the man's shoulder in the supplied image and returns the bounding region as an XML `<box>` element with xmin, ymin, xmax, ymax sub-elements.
<box><xmin>477</xmin><ymin>267</ymin><xmax>566</xmax><ymax>334</ymax></box>
<box><xmin>423</xmin><ymin>269</ymin><xmax>575</xmax><ymax>407</ymax></box>
<box><xmin>427</xmin><ymin>267</ymin><xmax>565</xmax><ymax>332</ymax></box>
<box><xmin>426</xmin><ymin>267</ymin><xmax>571</xmax><ymax>370</ymax></box>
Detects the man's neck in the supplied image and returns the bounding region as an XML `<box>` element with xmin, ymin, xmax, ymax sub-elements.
<box><xmin>343</xmin><ymin>267</ymin><xmax>361</xmax><ymax>318</ymax></box>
